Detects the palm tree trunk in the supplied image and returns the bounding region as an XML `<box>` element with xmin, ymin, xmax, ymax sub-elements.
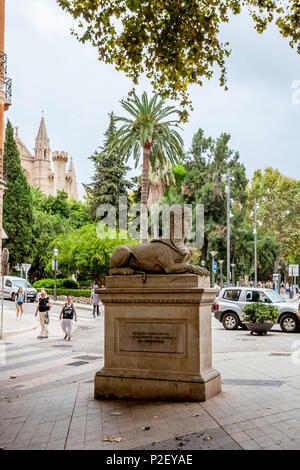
<box><xmin>140</xmin><ymin>144</ymin><xmax>150</xmax><ymax>244</ymax></box>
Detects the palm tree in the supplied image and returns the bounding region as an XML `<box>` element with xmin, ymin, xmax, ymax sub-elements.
<box><xmin>110</xmin><ymin>92</ymin><xmax>184</xmax><ymax>242</ymax></box>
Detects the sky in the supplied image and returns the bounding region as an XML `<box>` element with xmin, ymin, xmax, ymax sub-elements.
<box><xmin>5</xmin><ymin>0</ymin><xmax>300</xmax><ymax>200</ymax></box>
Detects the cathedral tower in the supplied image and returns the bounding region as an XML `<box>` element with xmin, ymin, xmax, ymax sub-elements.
<box><xmin>16</xmin><ymin>113</ymin><xmax>79</xmax><ymax>200</ymax></box>
<box><xmin>52</xmin><ymin>151</ymin><xmax>68</xmax><ymax>194</ymax></box>
<box><xmin>33</xmin><ymin>114</ymin><xmax>52</xmax><ymax>195</ymax></box>
<box><xmin>66</xmin><ymin>157</ymin><xmax>78</xmax><ymax>200</ymax></box>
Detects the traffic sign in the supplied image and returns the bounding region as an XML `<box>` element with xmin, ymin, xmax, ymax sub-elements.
<box><xmin>213</xmin><ymin>261</ymin><xmax>217</xmax><ymax>273</ymax></box>
<box><xmin>273</xmin><ymin>273</ymin><xmax>279</xmax><ymax>281</ymax></box>
<box><xmin>289</xmin><ymin>265</ymin><xmax>299</xmax><ymax>277</ymax></box>
<box><xmin>22</xmin><ymin>263</ymin><xmax>31</xmax><ymax>274</ymax></box>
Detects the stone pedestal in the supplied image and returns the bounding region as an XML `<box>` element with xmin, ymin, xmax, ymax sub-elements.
<box><xmin>95</xmin><ymin>274</ymin><xmax>221</xmax><ymax>401</ymax></box>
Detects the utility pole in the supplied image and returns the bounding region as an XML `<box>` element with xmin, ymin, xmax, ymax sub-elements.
<box><xmin>210</xmin><ymin>251</ymin><xmax>217</xmax><ymax>288</ymax></box>
<box><xmin>218</xmin><ymin>260</ymin><xmax>224</xmax><ymax>288</ymax></box>
<box><xmin>0</xmin><ymin>1</ymin><xmax>11</xmax><ymax>274</ymax></box>
<box><xmin>254</xmin><ymin>198</ymin><xmax>257</xmax><ymax>287</ymax></box>
<box><xmin>226</xmin><ymin>168</ymin><xmax>231</xmax><ymax>286</ymax></box>
<box><xmin>231</xmin><ymin>263</ymin><xmax>236</xmax><ymax>286</ymax></box>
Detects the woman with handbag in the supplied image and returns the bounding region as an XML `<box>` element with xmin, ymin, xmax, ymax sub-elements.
<box><xmin>59</xmin><ymin>296</ymin><xmax>77</xmax><ymax>341</ymax></box>
<box><xmin>16</xmin><ymin>288</ymin><xmax>25</xmax><ymax>320</ymax></box>
<box><xmin>35</xmin><ymin>291</ymin><xmax>52</xmax><ymax>339</ymax></box>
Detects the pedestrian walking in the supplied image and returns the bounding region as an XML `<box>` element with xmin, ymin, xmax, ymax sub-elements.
<box><xmin>16</xmin><ymin>287</ymin><xmax>24</xmax><ymax>320</ymax></box>
<box><xmin>59</xmin><ymin>296</ymin><xmax>77</xmax><ymax>341</ymax></box>
<box><xmin>37</xmin><ymin>287</ymin><xmax>47</xmax><ymax>300</ymax></box>
<box><xmin>90</xmin><ymin>285</ymin><xmax>100</xmax><ymax>318</ymax></box>
<box><xmin>35</xmin><ymin>291</ymin><xmax>51</xmax><ymax>339</ymax></box>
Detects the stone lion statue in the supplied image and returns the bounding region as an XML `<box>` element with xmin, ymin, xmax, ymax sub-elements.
<box><xmin>109</xmin><ymin>207</ymin><xmax>209</xmax><ymax>277</ymax></box>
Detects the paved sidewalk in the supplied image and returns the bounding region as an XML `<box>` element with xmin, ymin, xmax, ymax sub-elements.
<box><xmin>2</xmin><ymin>335</ymin><xmax>300</xmax><ymax>450</ymax></box>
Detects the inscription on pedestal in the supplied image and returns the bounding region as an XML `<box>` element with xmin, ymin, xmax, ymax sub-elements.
<box><xmin>118</xmin><ymin>321</ymin><xmax>185</xmax><ymax>354</ymax></box>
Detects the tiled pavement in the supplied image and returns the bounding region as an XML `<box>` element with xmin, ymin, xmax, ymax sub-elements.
<box><xmin>2</xmin><ymin>340</ymin><xmax>300</xmax><ymax>450</ymax></box>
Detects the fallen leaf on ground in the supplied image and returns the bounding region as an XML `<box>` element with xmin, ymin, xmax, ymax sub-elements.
<box><xmin>142</xmin><ymin>426</ymin><xmax>150</xmax><ymax>431</ymax></box>
<box><xmin>192</xmin><ymin>413</ymin><xmax>199</xmax><ymax>417</ymax></box>
<box><xmin>16</xmin><ymin>395</ymin><xmax>22</xmax><ymax>399</ymax></box>
<box><xmin>207</xmin><ymin>436</ymin><xmax>213</xmax><ymax>440</ymax></box>
<box><xmin>153</xmin><ymin>416</ymin><xmax>158</xmax><ymax>419</ymax></box>
<box><xmin>9</xmin><ymin>376</ymin><xmax>16</xmax><ymax>379</ymax></box>
<box><xmin>102</xmin><ymin>436</ymin><xmax>123</xmax><ymax>443</ymax></box>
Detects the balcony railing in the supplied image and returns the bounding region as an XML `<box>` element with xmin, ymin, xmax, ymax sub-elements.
<box><xmin>0</xmin><ymin>50</ymin><xmax>12</xmax><ymax>107</ymax></box>
<box><xmin>5</xmin><ymin>77</ymin><xmax>12</xmax><ymax>104</ymax></box>
<box><xmin>0</xmin><ymin>51</ymin><xmax>7</xmax><ymax>78</ymax></box>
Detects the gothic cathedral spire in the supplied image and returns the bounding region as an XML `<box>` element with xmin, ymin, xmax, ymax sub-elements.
<box><xmin>35</xmin><ymin>114</ymin><xmax>50</xmax><ymax>160</ymax></box>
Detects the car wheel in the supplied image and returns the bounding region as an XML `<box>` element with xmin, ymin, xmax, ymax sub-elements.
<box><xmin>280</xmin><ymin>315</ymin><xmax>299</xmax><ymax>333</ymax></box>
<box><xmin>11</xmin><ymin>293</ymin><xmax>16</xmax><ymax>302</ymax></box>
<box><xmin>222</xmin><ymin>312</ymin><xmax>239</xmax><ymax>330</ymax></box>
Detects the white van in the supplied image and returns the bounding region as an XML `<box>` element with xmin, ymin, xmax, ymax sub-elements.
<box><xmin>2</xmin><ymin>276</ymin><xmax>37</xmax><ymax>302</ymax></box>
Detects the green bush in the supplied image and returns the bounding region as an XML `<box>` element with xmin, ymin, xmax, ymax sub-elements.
<box><xmin>34</xmin><ymin>278</ymin><xmax>79</xmax><ymax>289</ymax></box>
<box><xmin>242</xmin><ymin>303</ymin><xmax>280</xmax><ymax>324</ymax></box>
<box><xmin>37</xmin><ymin>288</ymin><xmax>91</xmax><ymax>298</ymax></box>
<box><xmin>78</xmin><ymin>279</ymin><xmax>93</xmax><ymax>288</ymax></box>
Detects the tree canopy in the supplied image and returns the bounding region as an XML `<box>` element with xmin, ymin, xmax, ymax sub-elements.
<box><xmin>247</xmin><ymin>167</ymin><xmax>300</xmax><ymax>263</ymax></box>
<box><xmin>57</xmin><ymin>0</ymin><xmax>300</xmax><ymax>120</ymax></box>
<box><xmin>84</xmin><ymin>112</ymin><xmax>132</xmax><ymax>221</ymax></box>
<box><xmin>3</xmin><ymin>121</ymin><xmax>34</xmax><ymax>267</ymax></box>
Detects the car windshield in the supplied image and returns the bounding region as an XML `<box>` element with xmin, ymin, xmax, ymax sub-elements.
<box><xmin>265</xmin><ymin>289</ymin><xmax>286</xmax><ymax>303</ymax></box>
<box><xmin>12</xmin><ymin>280</ymin><xmax>32</xmax><ymax>289</ymax></box>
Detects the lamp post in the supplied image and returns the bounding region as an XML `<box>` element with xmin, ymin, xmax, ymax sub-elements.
<box><xmin>231</xmin><ymin>263</ymin><xmax>236</xmax><ymax>286</ymax></box>
<box><xmin>53</xmin><ymin>248</ymin><xmax>58</xmax><ymax>301</ymax></box>
<box><xmin>0</xmin><ymin>247</ymin><xmax>8</xmax><ymax>339</ymax></box>
<box><xmin>218</xmin><ymin>260</ymin><xmax>224</xmax><ymax>288</ymax></box>
<box><xmin>210</xmin><ymin>251</ymin><xmax>217</xmax><ymax>287</ymax></box>
<box><xmin>21</xmin><ymin>263</ymin><xmax>31</xmax><ymax>318</ymax></box>
<box><xmin>226</xmin><ymin>169</ymin><xmax>231</xmax><ymax>286</ymax></box>
<box><xmin>277</xmin><ymin>265</ymin><xmax>281</xmax><ymax>293</ymax></box>
<box><xmin>254</xmin><ymin>198</ymin><xmax>257</xmax><ymax>287</ymax></box>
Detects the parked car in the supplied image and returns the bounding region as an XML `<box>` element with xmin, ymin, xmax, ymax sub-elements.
<box><xmin>212</xmin><ymin>287</ymin><xmax>300</xmax><ymax>333</ymax></box>
<box><xmin>2</xmin><ymin>276</ymin><xmax>37</xmax><ymax>302</ymax></box>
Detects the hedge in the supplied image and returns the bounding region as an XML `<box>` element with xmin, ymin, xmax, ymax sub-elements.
<box><xmin>33</xmin><ymin>278</ymin><xmax>79</xmax><ymax>289</ymax></box>
<box><xmin>37</xmin><ymin>288</ymin><xmax>91</xmax><ymax>298</ymax></box>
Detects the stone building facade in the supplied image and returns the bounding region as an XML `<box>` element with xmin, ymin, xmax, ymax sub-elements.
<box><xmin>15</xmin><ymin>115</ymin><xmax>78</xmax><ymax>200</ymax></box>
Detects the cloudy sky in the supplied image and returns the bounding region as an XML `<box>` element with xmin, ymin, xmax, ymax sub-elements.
<box><xmin>5</xmin><ymin>0</ymin><xmax>300</xmax><ymax>199</ymax></box>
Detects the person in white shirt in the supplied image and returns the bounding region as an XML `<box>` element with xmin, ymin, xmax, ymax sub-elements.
<box><xmin>90</xmin><ymin>285</ymin><xmax>100</xmax><ymax>318</ymax></box>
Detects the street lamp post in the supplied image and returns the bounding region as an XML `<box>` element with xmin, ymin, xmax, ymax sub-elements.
<box><xmin>231</xmin><ymin>263</ymin><xmax>236</xmax><ymax>286</ymax></box>
<box><xmin>226</xmin><ymin>169</ymin><xmax>231</xmax><ymax>286</ymax></box>
<box><xmin>277</xmin><ymin>265</ymin><xmax>281</xmax><ymax>294</ymax></box>
<box><xmin>0</xmin><ymin>247</ymin><xmax>9</xmax><ymax>340</ymax></box>
<box><xmin>21</xmin><ymin>263</ymin><xmax>31</xmax><ymax>318</ymax></box>
<box><xmin>254</xmin><ymin>198</ymin><xmax>257</xmax><ymax>287</ymax></box>
<box><xmin>218</xmin><ymin>260</ymin><xmax>224</xmax><ymax>288</ymax></box>
<box><xmin>210</xmin><ymin>251</ymin><xmax>217</xmax><ymax>287</ymax></box>
<box><xmin>53</xmin><ymin>248</ymin><xmax>58</xmax><ymax>301</ymax></box>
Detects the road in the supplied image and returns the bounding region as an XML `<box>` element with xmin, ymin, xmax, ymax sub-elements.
<box><xmin>1</xmin><ymin>300</ymin><xmax>300</xmax><ymax>450</ymax></box>
<box><xmin>0</xmin><ymin>298</ymin><xmax>299</xmax><ymax>398</ymax></box>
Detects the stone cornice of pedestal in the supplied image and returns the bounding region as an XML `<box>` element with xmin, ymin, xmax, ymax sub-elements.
<box><xmin>96</xmin><ymin>275</ymin><xmax>218</xmax><ymax>306</ymax></box>
<box><xmin>96</xmin><ymin>367</ymin><xmax>220</xmax><ymax>384</ymax></box>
